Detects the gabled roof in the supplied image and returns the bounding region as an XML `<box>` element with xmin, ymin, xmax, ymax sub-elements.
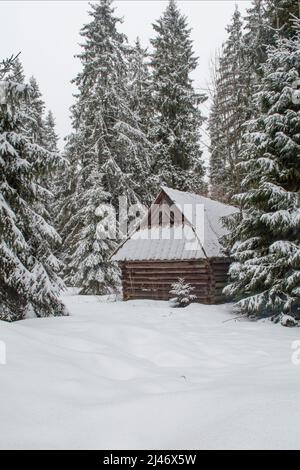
<box><xmin>111</xmin><ymin>186</ymin><xmax>238</xmax><ymax>262</ymax></box>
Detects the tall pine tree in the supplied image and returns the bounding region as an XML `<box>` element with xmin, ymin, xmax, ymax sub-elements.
<box><xmin>210</xmin><ymin>1</ymin><xmax>299</xmax><ymax>203</ymax></box>
<box><xmin>25</xmin><ymin>76</ymin><xmax>46</xmax><ymax>145</ymax></box>
<box><xmin>66</xmin><ymin>169</ymin><xmax>120</xmax><ymax>295</ymax></box>
<box><xmin>223</xmin><ymin>24</ymin><xmax>300</xmax><ymax>319</ymax></box>
<box><xmin>127</xmin><ymin>38</ymin><xmax>156</xmax><ymax>204</ymax></box>
<box><xmin>63</xmin><ymin>0</ymin><xmax>152</xmax><ymax>293</ymax></box>
<box><xmin>150</xmin><ymin>0</ymin><xmax>207</xmax><ymax>193</ymax></box>
<box><xmin>44</xmin><ymin>110</ymin><xmax>59</xmax><ymax>153</ymax></box>
<box><xmin>74</xmin><ymin>0</ymin><xmax>151</xmax><ymax>208</ymax></box>
<box><xmin>0</xmin><ymin>58</ymin><xmax>67</xmax><ymax>321</ymax></box>
<box><xmin>242</xmin><ymin>0</ymin><xmax>298</xmax><ymax>92</ymax></box>
<box><xmin>266</xmin><ymin>0</ymin><xmax>299</xmax><ymax>39</ymax></box>
<box><xmin>56</xmin><ymin>131</ymin><xmax>82</xmax><ymax>282</ymax></box>
<box><xmin>43</xmin><ymin>110</ymin><xmax>65</xmax><ymax>227</ymax></box>
<box><xmin>209</xmin><ymin>7</ymin><xmax>251</xmax><ymax>202</ymax></box>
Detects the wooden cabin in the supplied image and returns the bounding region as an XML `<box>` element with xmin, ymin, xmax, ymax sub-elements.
<box><xmin>111</xmin><ymin>187</ymin><xmax>238</xmax><ymax>304</ymax></box>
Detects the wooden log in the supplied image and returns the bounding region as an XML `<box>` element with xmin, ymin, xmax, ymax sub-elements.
<box><xmin>214</xmin><ymin>282</ymin><xmax>227</xmax><ymax>288</ymax></box>
<box><xmin>124</xmin><ymin>284</ymin><xmax>210</xmax><ymax>293</ymax></box>
<box><xmin>124</xmin><ymin>283</ymin><xmax>210</xmax><ymax>291</ymax></box>
<box><xmin>124</xmin><ymin>292</ymin><xmax>213</xmax><ymax>302</ymax></box>
<box><xmin>124</xmin><ymin>279</ymin><xmax>212</xmax><ymax>286</ymax></box>
<box><xmin>123</xmin><ymin>268</ymin><xmax>207</xmax><ymax>276</ymax></box>
<box><xmin>124</xmin><ymin>268</ymin><xmax>209</xmax><ymax>274</ymax></box>
<box><xmin>124</xmin><ymin>277</ymin><xmax>211</xmax><ymax>283</ymax></box>
<box><xmin>120</xmin><ymin>257</ymin><xmax>231</xmax><ymax>305</ymax></box>
<box><xmin>123</xmin><ymin>262</ymin><xmax>208</xmax><ymax>270</ymax></box>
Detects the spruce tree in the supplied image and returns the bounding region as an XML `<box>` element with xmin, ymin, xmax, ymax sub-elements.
<box><xmin>243</xmin><ymin>0</ymin><xmax>298</xmax><ymax>80</ymax></box>
<box><xmin>150</xmin><ymin>0</ymin><xmax>206</xmax><ymax>193</ymax></box>
<box><xmin>128</xmin><ymin>39</ymin><xmax>153</xmax><ymax>139</ymax></box>
<box><xmin>64</xmin><ymin>0</ymin><xmax>150</xmax><ymax>292</ymax></box>
<box><xmin>243</xmin><ymin>0</ymin><xmax>273</xmax><ymax>78</ymax></box>
<box><xmin>209</xmin><ymin>1</ymin><xmax>299</xmax><ymax>203</ymax></box>
<box><xmin>266</xmin><ymin>0</ymin><xmax>299</xmax><ymax>39</ymax></box>
<box><xmin>127</xmin><ymin>38</ymin><xmax>156</xmax><ymax>204</ymax></box>
<box><xmin>209</xmin><ymin>7</ymin><xmax>251</xmax><ymax>201</ymax></box>
<box><xmin>224</xmin><ymin>25</ymin><xmax>300</xmax><ymax>319</ymax></box>
<box><xmin>73</xmin><ymin>0</ymin><xmax>150</xmax><ymax>208</ymax></box>
<box><xmin>7</xmin><ymin>56</ymin><xmax>25</xmax><ymax>83</ymax></box>
<box><xmin>25</xmin><ymin>76</ymin><xmax>46</xmax><ymax>145</ymax></box>
<box><xmin>0</xmin><ymin>59</ymin><xmax>67</xmax><ymax>321</ymax></box>
<box><xmin>208</xmin><ymin>83</ymin><xmax>228</xmax><ymax>201</ymax></box>
<box><xmin>66</xmin><ymin>170</ymin><xmax>120</xmax><ymax>295</ymax></box>
<box><xmin>43</xmin><ymin>110</ymin><xmax>65</xmax><ymax>227</ymax></box>
<box><xmin>44</xmin><ymin>110</ymin><xmax>59</xmax><ymax>153</ymax></box>
<box><xmin>56</xmin><ymin>131</ymin><xmax>82</xmax><ymax>282</ymax></box>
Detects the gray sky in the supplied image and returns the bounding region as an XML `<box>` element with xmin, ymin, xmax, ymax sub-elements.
<box><xmin>1</xmin><ymin>0</ymin><xmax>251</xmax><ymax>146</ymax></box>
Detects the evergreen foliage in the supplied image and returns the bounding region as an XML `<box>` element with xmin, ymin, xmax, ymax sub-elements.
<box><xmin>66</xmin><ymin>170</ymin><xmax>120</xmax><ymax>295</ymax></box>
<box><xmin>150</xmin><ymin>0</ymin><xmax>207</xmax><ymax>193</ymax></box>
<box><xmin>170</xmin><ymin>278</ymin><xmax>196</xmax><ymax>308</ymax></box>
<box><xmin>223</xmin><ymin>24</ymin><xmax>300</xmax><ymax>319</ymax></box>
<box><xmin>62</xmin><ymin>0</ymin><xmax>146</xmax><ymax>292</ymax></box>
<box><xmin>209</xmin><ymin>8</ymin><xmax>251</xmax><ymax>201</ymax></box>
<box><xmin>0</xmin><ymin>58</ymin><xmax>67</xmax><ymax>321</ymax></box>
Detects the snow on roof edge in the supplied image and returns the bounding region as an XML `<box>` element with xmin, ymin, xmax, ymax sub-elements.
<box><xmin>111</xmin><ymin>186</ymin><xmax>238</xmax><ymax>262</ymax></box>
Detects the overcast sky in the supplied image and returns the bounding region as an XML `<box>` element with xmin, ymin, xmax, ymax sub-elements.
<box><xmin>1</xmin><ymin>0</ymin><xmax>251</xmax><ymax>146</ymax></box>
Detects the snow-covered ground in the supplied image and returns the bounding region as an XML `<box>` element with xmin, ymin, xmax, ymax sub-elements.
<box><xmin>1</xmin><ymin>293</ymin><xmax>300</xmax><ymax>450</ymax></box>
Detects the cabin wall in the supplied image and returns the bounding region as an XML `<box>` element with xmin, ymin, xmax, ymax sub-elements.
<box><xmin>121</xmin><ymin>259</ymin><xmax>230</xmax><ymax>304</ymax></box>
<box><xmin>208</xmin><ymin>258</ymin><xmax>231</xmax><ymax>304</ymax></box>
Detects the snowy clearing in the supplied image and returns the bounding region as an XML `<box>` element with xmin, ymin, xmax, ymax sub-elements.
<box><xmin>1</xmin><ymin>294</ymin><xmax>300</xmax><ymax>450</ymax></box>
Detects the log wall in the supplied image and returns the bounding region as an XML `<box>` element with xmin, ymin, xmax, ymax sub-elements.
<box><xmin>121</xmin><ymin>258</ymin><xmax>230</xmax><ymax>304</ymax></box>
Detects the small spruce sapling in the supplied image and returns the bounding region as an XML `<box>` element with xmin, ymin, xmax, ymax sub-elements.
<box><xmin>170</xmin><ymin>278</ymin><xmax>196</xmax><ymax>308</ymax></box>
<box><xmin>279</xmin><ymin>315</ymin><xmax>298</xmax><ymax>328</ymax></box>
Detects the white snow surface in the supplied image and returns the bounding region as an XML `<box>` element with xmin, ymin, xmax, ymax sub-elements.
<box><xmin>1</xmin><ymin>293</ymin><xmax>300</xmax><ymax>450</ymax></box>
<box><xmin>113</xmin><ymin>225</ymin><xmax>205</xmax><ymax>261</ymax></box>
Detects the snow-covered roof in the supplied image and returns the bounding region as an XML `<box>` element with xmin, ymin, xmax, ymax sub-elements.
<box><xmin>112</xmin><ymin>187</ymin><xmax>238</xmax><ymax>262</ymax></box>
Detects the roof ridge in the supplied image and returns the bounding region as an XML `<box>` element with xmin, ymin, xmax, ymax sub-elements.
<box><xmin>162</xmin><ymin>186</ymin><xmax>237</xmax><ymax>210</ymax></box>
<box><xmin>161</xmin><ymin>186</ymin><xmax>207</xmax><ymax>259</ymax></box>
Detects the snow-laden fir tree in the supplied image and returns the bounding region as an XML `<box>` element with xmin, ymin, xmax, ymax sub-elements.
<box><xmin>243</xmin><ymin>0</ymin><xmax>298</xmax><ymax>77</ymax></box>
<box><xmin>55</xmin><ymin>131</ymin><xmax>81</xmax><ymax>282</ymax></box>
<box><xmin>24</xmin><ymin>76</ymin><xmax>46</xmax><ymax>145</ymax></box>
<box><xmin>66</xmin><ymin>169</ymin><xmax>120</xmax><ymax>295</ymax></box>
<box><xmin>127</xmin><ymin>38</ymin><xmax>156</xmax><ymax>204</ymax></box>
<box><xmin>243</xmin><ymin>0</ymin><xmax>274</xmax><ymax>79</ymax></box>
<box><xmin>243</xmin><ymin>1</ymin><xmax>299</xmax><ymax>96</ymax></box>
<box><xmin>209</xmin><ymin>7</ymin><xmax>251</xmax><ymax>202</ymax></box>
<box><xmin>7</xmin><ymin>56</ymin><xmax>25</xmax><ymax>83</ymax></box>
<box><xmin>266</xmin><ymin>0</ymin><xmax>299</xmax><ymax>40</ymax></box>
<box><xmin>73</xmin><ymin>0</ymin><xmax>151</xmax><ymax>209</ymax></box>
<box><xmin>54</xmin><ymin>85</ymin><xmax>84</xmax><ymax>252</ymax></box>
<box><xmin>0</xmin><ymin>58</ymin><xmax>67</xmax><ymax>321</ymax></box>
<box><xmin>150</xmin><ymin>0</ymin><xmax>207</xmax><ymax>193</ymax></box>
<box><xmin>128</xmin><ymin>39</ymin><xmax>153</xmax><ymax>139</ymax></box>
<box><xmin>210</xmin><ymin>1</ymin><xmax>270</xmax><ymax>202</ymax></box>
<box><xmin>5</xmin><ymin>58</ymin><xmax>63</xmax><ymax>226</ymax></box>
<box><xmin>223</xmin><ymin>24</ymin><xmax>300</xmax><ymax>320</ymax></box>
<box><xmin>170</xmin><ymin>278</ymin><xmax>196</xmax><ymax>308</ymax></box>
<box><xmin>208</xmin><ymin>71</ymin><xmax>228</xmax><ymax>202</ymax></box>
<box><xmin>44</xmin><ymin>110</ymin><xmax>59</xmax><ymax>153</ymax></box>
<box><xmin>63</xmin><ymin>132</ymin><xmax>120</xmax><ymax>294</ymax></box>
<box><xmin>25</xmin><ymin>75</ymin><xmax>64</xmax><ymax>230</ymax></box>
<box><xmin>7</xmin><ymin>62</ymin><xmax>49</xmax><ymax>146</ymax></box>
<box><xmin>43</xmin><ymin>110</ymin><xmax>65</xmax><ymax>227</ymax></box>
<box><xmin>209</xmin><ymin>1</ymin><xmax>300</xmax><ymax>203</ymax></box>
<box><xmin>64</xmin><ymin>0</ymin><xmax>151</xmax><ymax>292</ymax></box>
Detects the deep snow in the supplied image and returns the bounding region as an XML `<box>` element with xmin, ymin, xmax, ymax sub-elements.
<box><xmin>1</xmin><ymin>294</ymin><xmax>300</xmax><ymax>450</ymax></box>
